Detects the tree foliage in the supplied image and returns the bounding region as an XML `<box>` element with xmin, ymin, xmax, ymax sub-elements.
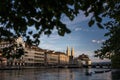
<box><xmin>0</xmin><ymin>0</ymin><xmax>120</xmax><ymax>60</ymax></box>
<box><xmin>95</xmin><ymin>21</ymin><xmax>120</xmax><ymax>68</ymax></box>
<box><xmin>1</xmin><ymin>41</ymin><xmax>24</xmax><ymax>59</ymax></box>
<box><xmin>2</xmin><ymin>45</ymin><xmax>24</xmax><ymax>59</ymax></box>
<box><xmin>0</xmin><ymin>0</ymin><xmax>118</xmax><ymax>45</ymax></box>
<box><xmin>94</xmin><ymin>1</ymin><xmax>120</xmax><ymax>67</ymax></box>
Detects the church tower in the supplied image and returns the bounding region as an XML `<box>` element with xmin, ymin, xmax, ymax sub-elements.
<box><xmin>66</xmin><ymin>46</ymin><xmax>70</xmax><ymax>56</ymax></box>
<box><xmin>71</xmin><ymin>47</ymin><xmax>74</xmax><ymax>57</ymax></box>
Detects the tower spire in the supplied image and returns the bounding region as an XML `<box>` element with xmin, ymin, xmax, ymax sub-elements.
<box><xmin>71</xmin><ymin>47</ymin><xmax>74</xmax><ymax>57</ymax></box>
<box><xmin>66</xmin><ymin>46</ymin><xmax>70</xmax><ymax>56</ymax></box>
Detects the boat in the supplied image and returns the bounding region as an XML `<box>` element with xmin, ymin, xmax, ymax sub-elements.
<box><xmin>94</xmin><ymin>70</ymin><xmax>104</xmax><ymax>73</ymax></box>
<box><xmin>104</xmin><ymin>69</ymin><xmax>111</xmax><ymax>72</ymax></box>
<box><xmin>85</xmin><ymin>72</ymin><xmax>92</xmax><ymax>76</ymax></box>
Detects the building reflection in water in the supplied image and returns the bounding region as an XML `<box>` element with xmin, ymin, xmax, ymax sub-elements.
<box><xmin>0</xmin><ymin>69</ymin><xmax>75</xmax><ymax>80</ymax></box>
<box><xmin>0</xmin><ymin>68</ymin><xmax>115</xmax><ymax>80</ymax></box>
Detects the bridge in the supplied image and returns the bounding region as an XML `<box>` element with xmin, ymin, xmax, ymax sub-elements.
<box><xmin>86</xmin><ymin>62</ymin><xmax>111</xmax><ymax>68</ymax></box>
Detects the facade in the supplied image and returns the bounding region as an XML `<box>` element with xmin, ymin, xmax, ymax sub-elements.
<box><xmin>23</xmin><ymin>45</ymin><xmax>45</xmax><ymax>66</ymax></box>
<box><xmin>0</xmin><ymin>50</ymin><xmax>7</xmax><ymax>67</ymax></box>
<box><xmin>45</xmin><ymin>51</ymin><xmax>69</xmax><ymax>66</ymax></box>
<box><xmin>0</xmin><ymin>41</ymin><xmax>13</xmax><ymax>49</ymax></box>
<box><xmin>15</xmin><ymin>36</ymin><xmax>25</xmax><ymax>48</ymax></box>
<box><xmin>45</xmin><ymin>51</ymin><xmax>59</xmax><ymax>65</ymax></box>
<box><xmin>57</xmin><ymin>52</ymin><xmax>69</xmax><ymax>65</ymax></box>
<box><xmin>0</xmin><ymin>37</ymin><xmax>79</xmax><ymax>67</ymax></box>
<box><xmin>77</xmin><ymin>54</ymin><xmax>92</xmax><ymax>65</ymax></box>
<box><xmin>73</xmin><ymin>58</ymin><xmax>83</xmax><ymax>67</ymax></box>
<box><xmin>0</xmin><ymin>37</ymin><xmax>25</xmax><ymax>67</ymax></box>
<box><xmin>86</xmin><ymin>60</ymin><xmax>92</xmax><ymax>65</ymax></box>
<box><xmin>21</xmin><ymin>45</ymin><xmax>71</xmax><ymax>67</ymax></box>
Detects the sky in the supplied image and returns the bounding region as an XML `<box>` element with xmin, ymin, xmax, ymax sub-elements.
<box><xmin>38</xmin><ymin>12</ymin><xmax>110</xmax><ymax>62</ymax></box>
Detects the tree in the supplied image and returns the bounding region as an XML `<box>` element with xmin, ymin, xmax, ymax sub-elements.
<box><xmin>1</xmin><ymin>40</ymin><xmax>25</xmax><ymax>59</ymax></box>
<box><xmin>0</xmin><ymin>0</ymin><xmax>117</xmax><ymax>44</ymax></box>
<box><xmin>95</xmin><ymin>22</ymin><xmax>120</xmax><ymax>68</ymax></box>
<box><xmin>0</xmin><ymin>0</ymin><xmax>120</xmax><ymax>61</ymax></box>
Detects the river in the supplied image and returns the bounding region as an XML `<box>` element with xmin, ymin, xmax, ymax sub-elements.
<box><xmin>0</xmin><ymin>68</ymin><xmax>120</xmax><ymax>80</ymax></box>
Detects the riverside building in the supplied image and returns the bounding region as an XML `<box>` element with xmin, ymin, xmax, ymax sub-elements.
<box><xmin>0</xmin><ymin>37</ymin><xmax>25</xmax><ymax>67</ymax></box>
<box><xmin>45</xmin><ymin>50</ymin><xmax>59</xmax><ymax>66</ymax></box>
<box><xmin>66</xmin><ymin>47</ymin><xmax>75</xmax><ymax>64</ymax></box>
<box><xmin>23</xmin><ymin>45</ymin><xmax>45</xmax><ymax>66</ymax></box>
<box><xmin>1</xmin><ymin>37</ymin><xmax>89</xmax><ymax>68</ymax></box>
<box><xmin>45</xmin><ymin>51</ymin><xmax>69</xmax><ymax>66</ymax></box>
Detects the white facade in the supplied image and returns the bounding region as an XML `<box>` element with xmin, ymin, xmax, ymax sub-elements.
<box><xmin>15</xmin><ymin>36</ymin><xmax>25</xmax><ymax>48</ymax></box>
<box><xmin>23</xmin><ymin>46</ymin><xmax>45</xmax><ymax>66</ymax></box>
<box><xmin>87</xmin><ymin>60</ymin><xmax>92</xmax><ymax>65</ymax></box>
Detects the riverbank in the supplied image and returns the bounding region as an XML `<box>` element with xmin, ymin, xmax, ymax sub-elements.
<box><xmin>0</xmin><ymin>66</ymin><xmax>112</xmax><ymax>71</ymax></box>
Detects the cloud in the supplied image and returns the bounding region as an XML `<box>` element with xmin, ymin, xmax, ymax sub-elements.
<box><xmin>41</xmin><ymin>33</ymin><xmax>61</xmax><ymax>41</ymax></box>
<box><xmin>52</xmin><ymin>29</ymin><xmax>58</xmax><ymax>34</ymax></box>
<box><xmin>92</xmin><ymin>39</ymin><xmax>105</xmax><ymax>44</ymax></box>
<box><xmin>92</xmin><ymin>40</ymin><xmax>96</xmax><ymax>43</ymax></box>
<box><xmin>61</xmin><ymin>11</ymin><xmax>92</xmax><ymax>27</ymax></box>
<box><xmin>75</xmin><ymin>27</ymin><xmax>82</xmax><ymax>31</ymax></box>
<box><xmin>80</xmin><ymin>28</ymin><xmax>98</xmax><ymax>32</ymax></box>
<box><xmin>74</xmin><ymin>26</ymin><xmax>98</xmax><ymax>32</ymax></box>
<box><xmin>67</xmin><ymin>35</ymin><xmax>77</xmax><ymax>41</ymax></box>
<box><xmin>49</xmin><ymin>34</ymin><xmax>61</xmax><ymax>40</ymax></box>
<box><xmin>39</xmin><ymin>43</ymin><xmax>64</xmax><ymax>52</ymax></box>
<box><xmin>40</xmin><ymin>35</ymin><xmax>61</xmax><ymax>46</ymax></box>
<box><xmin>74</xmin><ymin>50</ymin><xmax>94</xmax><ymax>59</ymax></box>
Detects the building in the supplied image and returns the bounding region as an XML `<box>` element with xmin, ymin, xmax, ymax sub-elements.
<box><xmin>77</xmin><ymin>54</ymin><xmax>92</xmax><ymax>65</ymax></box>
<box><xmin>23</xmin><ymin>45</ymin><xmax>45</xmax><ymax>66</ymax></box>
<box><xmin>0</xmin><ymin>50</ymin><xmax>7</xmax><ymax>67</ymax></box>
<box><xmin>57</xmin><ymin>52</ymin><xmax>69</xmax><ymax>65</ymax></box>
<box><xmin>0</xmin><ymin>37</ymin><xmax>77</xmax><ymax>67</ymax></box>
<box><xmin>44</xmin><ymin>51</ymin><xmax>69</xmax><ymax>66</ymax></box>
<box><xmin>66</xmin><ymin>47</ymin><xmax>75</xmax><ymax>64</ymax></box>
<box><xmin>22</xmin><ymin>45</ymin><xmax>71</xmax><ymax>67</ymax></box>
<box><xmin>0</xmin><ymin>37</ymin><xmax>25</xmax><ymax>67</ymax></box>
<box><xmin>86</xmin><ymin>60</ymin><xmax>92</xmax><ymax>65</ymax></box>
<box><xmin>71</xmin><ymin>47</ymin><xmax>74</xmax><ymax>57</ymax></box>
<box><xmin>15</xmin><ymin>36</ymin><xmax>25</xmax><ymax>48</ymax></box>
<box><xmin>66</xmin><ymin>47</ymin><xmax>71</xmax><ymax>56</ymax></box>
<box><xmin>73</xmin><ymin>58</ymin><xmax>83</xmax><ymax>67</ymax></box>
<box><xmin>45</xmin><ymin>51</ymin><xmax>59</xmax><ymax>66</ymax></box>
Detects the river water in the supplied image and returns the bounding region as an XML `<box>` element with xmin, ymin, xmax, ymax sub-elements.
<box><xmin>0</xmin><ymin>68</ymin><xmax>120</xmax><ymax>80</ymax></box>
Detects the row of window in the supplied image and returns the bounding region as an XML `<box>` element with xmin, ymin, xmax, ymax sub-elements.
<box><xmin>35</xmin><ymin>52</ymin><xmax>44</xmax><ymax>55</ymax></box>
<box><xmin>34</xmin><ymin>56</ymin><xmax>44</xmax><ymax>58</ymax></box>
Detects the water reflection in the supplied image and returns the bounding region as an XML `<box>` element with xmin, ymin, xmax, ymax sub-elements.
<box><xmin>112</xmin><ymin>69</ymin><xmax>120</xmax><ymax>80</ymax></box>
<box><xmin>0</xmin><ymin>68</ymin><xmax>118</xmax><ymax>80</ymax></box>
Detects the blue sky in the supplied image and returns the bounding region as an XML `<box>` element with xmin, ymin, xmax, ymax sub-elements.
<box><xmin>38</xmin><ymin>12</ymin><xmax>110</xmax><ymax>62</ymax></box>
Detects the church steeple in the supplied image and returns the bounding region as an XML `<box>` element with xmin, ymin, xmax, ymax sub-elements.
<box><xmin>71</xmin><ymin>47</ymin><xmax>74</xmax><ymax>57</ymax></box>
<box><xmin>66</xmin><ymin>46</ymin><xmax>70</xmax><ymax>56</ymax></box>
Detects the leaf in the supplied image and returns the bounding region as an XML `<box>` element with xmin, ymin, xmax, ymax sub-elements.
<box><xmin>28</xmin><ymin>31</ymin><xmax>33</xmax><ymax>35</ymax></box>
<box><xmin>97</xmin><ymin>23</ymin><xmax>104</xmax><ymax>29</ymax></box>
<box><xmin>33</xmin><ymin>34</ymin><xmax>39</xmax><ymax>38</ymax></box>
<box><xmin>88</xmin><ymin>19</ymin><xmax>95</xmax><ymax>27</ymax></box>
<box><xmin>104</xmin><ymin>32</ymin><xmax>110</xmax><ymax>36</ymax></box>
<box><xmin>96</xmin><ymin>16</ymin><xmax>102</xmax><ymax>22</ymax></box>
